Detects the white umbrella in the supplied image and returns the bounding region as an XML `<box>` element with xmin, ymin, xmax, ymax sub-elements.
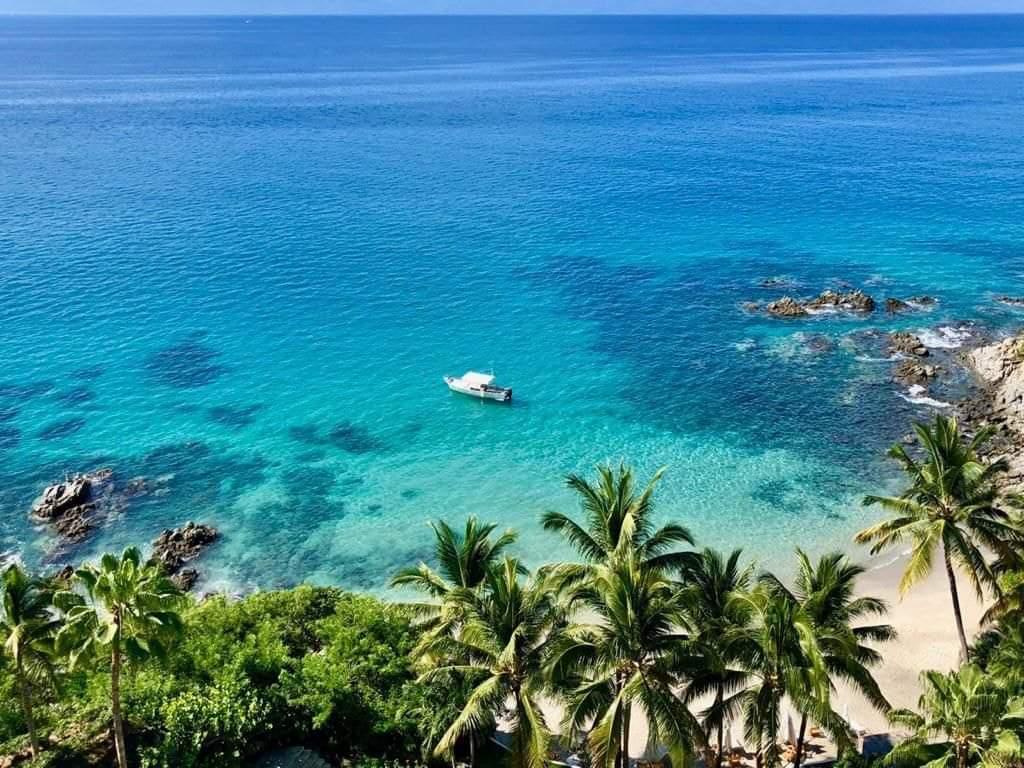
<box><xmin>787</xmin><ymin>714</ymin><xmax>796</xmax><ymax>745</ymax></box>
<box><xmin>724</xmin><ymin>726</ymin><xmax>734</xmax><ymax>753</ymax></box>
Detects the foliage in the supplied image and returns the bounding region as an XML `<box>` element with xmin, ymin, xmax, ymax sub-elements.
<box><xmin>886</xmin><ymin>665</ymin><xmax>1024</xmax><ymax>768</ymax></box>
<box><xmin>416</xmin><ymin>557</ymin><xmax>562</xmax><ymax>768</ymax></box>
<box><xmin>5</xmin><ymin>449</ymin><xmax>1024</xmax><ymax>768</ymax></box>
<box><xmin>856</xmin><ymin>415</ymin><xmax>1024</xmax><ymax>660</ymax></box>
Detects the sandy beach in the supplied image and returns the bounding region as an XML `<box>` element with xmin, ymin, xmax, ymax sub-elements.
<box><xmin>832</xmin><ymin>551</ymin><xmax>986</xmax><ymax>733</ymax></box>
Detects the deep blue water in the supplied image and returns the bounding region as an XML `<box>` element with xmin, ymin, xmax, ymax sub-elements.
<box><xmin>2</xmin><ymin>15</ymin><xmax>1024</xmax><ymax>591</ymax></box>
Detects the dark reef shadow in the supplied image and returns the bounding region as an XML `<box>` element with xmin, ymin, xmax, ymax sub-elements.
<box><xmin>37</xmin><ymin>418</ymin><xmax>86</xmax><ymax>441</ymax></box>
<box><xmin>145</xmin><ymin>338</ymin><xmax>228</xmax><ymax>389</ymax></box>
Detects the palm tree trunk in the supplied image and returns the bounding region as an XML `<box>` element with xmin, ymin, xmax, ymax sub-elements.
<box><xmin>943</xmin><ymin>543</ymin><xmax>971</xmax><ymax>662</ymax></box>
<box><xmin>111</xmin><ymin>642</ymin><xmax>128</xmax><ymax>768</ymax></box>
<box><xmin>793</xmin><ymin>714</ymin><xmax>808</xmax><ymax>768</ymax></box>
<box><xmin>469</xmin><ymin>733</ymin><xmax>476</xmax><ymax>768</ymax></box>
<box><xmin>715</xmin><ymin>682</ymin><xmax>725</xmax><ymax>768</ymax></box>
<box><xmin>15</xmin><ymin>657</ymin><xmax>39</xmax><ymax>757</ymax></box>
<box><xmin>621</xmin><ymin>703</ymin><xmax>631</xmax><ymax>768</ymax></box>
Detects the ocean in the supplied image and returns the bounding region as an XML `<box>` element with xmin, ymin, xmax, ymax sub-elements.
<box><xmin>1</xmin><ymin>14</ymin><xmax>1023</xmax><ymax>592</ymax></box>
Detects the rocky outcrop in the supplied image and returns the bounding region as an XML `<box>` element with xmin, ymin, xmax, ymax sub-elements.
<box><xmin>961</xmin><ymin>335</ymin><xmax>1024</xmax><ymax>488</ymax></box>
<box><xmin>765</xmin><ymin>297</ymin><xmax>808</xmax><ymax>318</ymax></box>
<box><xmin>31</xmin><ymin>469</ymin><xmax>113</xmax><ymax>545</ymax></box>
<box><xmin>908</xmin><ymin>295</ymin><xmax>937</xmax><ymax>307</ymax></box>
<box><xmin>151</xmin><ymin>522</ymin><xmax>218</xmax><ymax>591</ymax></box>
<box><xmin>893</xmin><ymin>360</ymin><xmax>940</xmax><ymax>387</ymax></box>
<box><xmin>806</xmin><ymin>289</ymin><xmax>875</xmax><ymax>313</ymax></box>
<box><xmin>885</xmin><ymin>298</ymin><xmax>911</xmax><ymax>314</ymax></box>
<box><xmin>760</xmin><ymin>289</ymin><xmax>875</xmax><ymax>318</ymax></box>
<box><xmin>965</xmin><ymin>336</ymin><xmax>1024</xmax><ymax>428</ymax></box>
<box><xmin>888</xmin><ymin>332</ymin><xmax>930</xmax><ymax>357</ymax></box>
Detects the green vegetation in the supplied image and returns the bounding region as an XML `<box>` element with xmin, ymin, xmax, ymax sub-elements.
<box><xmin>855</xmin><ymin>417</ymin><xmax>1023</xmax><ymax>661</ymax></box>
<box><xmin>0</xmin><ymin>415</ymin><xmax>1023</xmax><ymax>768</ymax></box>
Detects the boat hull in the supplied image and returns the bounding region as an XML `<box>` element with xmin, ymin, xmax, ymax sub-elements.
<box><xmin>444</xmin><ymin>377</ymin><xmax>512</xmax><ymax>402</ymax></box>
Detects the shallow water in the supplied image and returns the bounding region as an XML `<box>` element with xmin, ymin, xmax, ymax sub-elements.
<box><xmin>2</xmin><ymin>15</ymin><xmax>1024</xmax><ymax>591</ymax></box>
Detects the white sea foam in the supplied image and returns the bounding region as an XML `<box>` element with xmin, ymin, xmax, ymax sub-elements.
<box><xmin>917</xmin><ymin>325</ymin><xmax>972</xmax><ymax>349</ymax></box>
<box><xmin>898</xmin><ymin>384</ymin><xmax>951</xmax><ymax>409</ymax></box>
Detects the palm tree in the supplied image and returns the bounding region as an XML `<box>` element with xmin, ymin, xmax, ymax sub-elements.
<box><xmin>55</xmin><ymin>548</ymin><xmax>184</xmax><ymax>768</ymax></box>
<box><xmin>726</xmin><ymin>587</ymin><xmax>832</xmax><ymax>768</ymax></box>
<box><xmin>549</xmin><ymin>552</ymin><xmax>703</xmax><ymax>768</ymax></box>
<box><xmin>416</xmin><ymin>557</ymin><xmax>561</xmax><ymax>768</ymax></box>
<box><xmin>855</xmin><ymin>415</ymin><xmax>1024</xmax><ymax>661</ymax></box>
<box><xmin>886</xmin><ymin>665</ymin><xmax>1024</xmax><ymax>768</ymax></box>
<box><xmin>0</xmin><ymin>564</ymin><xmax>59</xmax><ymax>757</ymax></box>
<box><xmin>761</xmin><ymin>551</ymin><xmax>895</xmax><ymax>768</ymax></box>
<box><xmin>542</xmin><ymin>464</ymin><xmax>695</xmax><ymax>573</ymax></box>
<box><xmin>392</xmin><ymin>516</ymin><xmax>518</xmax><ymax>601</ymax></box>
<box><xmin>392</xmin><ymin>517</ymin><xmax>517</xmax><ymax>763</ymax></box>
<box><xmin>680</xmin><ymin>548</ymin><xmax>754</xmax><ymax>768</ymax></box>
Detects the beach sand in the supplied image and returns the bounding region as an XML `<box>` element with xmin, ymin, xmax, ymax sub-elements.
<box><xmin>831</xmin><ymin>551</ymin><xmax>986</xmax><ymax>733</ymax></box>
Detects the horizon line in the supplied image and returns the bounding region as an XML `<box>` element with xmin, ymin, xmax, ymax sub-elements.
<box><xmin>4</xmin><ymin>11</ymin><xmax>1024</xmax><ymax>17</ymax></box>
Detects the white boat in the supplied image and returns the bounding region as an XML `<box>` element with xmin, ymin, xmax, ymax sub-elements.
<box><xmin>443</xmin><ymin>371</ymin><xmax>512</xmax><ymax>402</ymax></box>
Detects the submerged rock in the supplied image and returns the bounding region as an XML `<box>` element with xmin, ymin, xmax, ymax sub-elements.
<box><xmin>759</xmin><ymin>277</ymin><xmax>799</xmax><ymax>289</ymax></box>
<box><xmin>995</xmin><ymin>296</ymin><xmax>1024</xmax><ymax>308</ymax></box>
<box><xmin>803</xmin><ymin>334</ymin><xmax>835</xmax><ymax>354</ymax></box>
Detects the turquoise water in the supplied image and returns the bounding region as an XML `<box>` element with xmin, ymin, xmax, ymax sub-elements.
<box><xmin>2</xmin><ymin>15</ymin><xmax>1024</xmax><ymax>591</ymax></box>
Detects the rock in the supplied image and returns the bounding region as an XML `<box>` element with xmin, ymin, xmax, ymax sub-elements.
<box><xmin>806</xmin><ymin>289</ymin><xmax>876</xmax><ymax>313</ymax></box>
<box><xmin>172</xmin><ymin>568</ymin><xmax>200</xmax><ymax>591</ymax></box>
<box><xmin>892</xmin><ymin>360</ymin><xmax>940</xmax><ymax>386</ymax></box>
<box><xmin>765</xmin><ymin>297</ymin><xmax>807</xmax><ymax>318</ymax></box>
<box><xmin>151</xmin><ymin>522</ymin><xmax>218</xmax><ymax>587</ymax></box>
<box><xmin>995</xmin><ymin>296</ymin><xmax>1024</xmax><ymax>308</ymax></box>
<box><xmin>959</xmin><ymin>334</ymin><xmax>1024</xmax><ymax>490</ymax></box>
<box><xmin>908</xmin><ymin>295</ymin><xmax>937</xmax><ymax>306</ymax></box>
<box><xmin>900</xmin><ymin>433</ymin><xmax>916</xmax><ymax>445</ymax></box>
<box><xmin>32</xmin><ymin>475</ymin><xmax>91</xmax><ymax>520</ymax></box>
<box><xmin>885</xmin><ymin>297</ymin><xmax>912</xmax><ymax>314</ymax></box>
<box><xmin>889</xmin><ymin>332</ymin><xmax>929</xmax><ymax>357</ymax></box>
<box><xmin>741</xmin><ymin>301</ymin><xmax>760</xmax><ymax>313</ymax></box>
<box><xmin>52</xmin><ymin>507</ymin><xmax>97</xmax><ymax>543</ymax></box>
<box><xmin>966</xmin><ymin>336</ymin><xmax>1024</xmax><ymax>426</ymax></box>
<box><xmin>31</xmin><ymin>469</ymin><xmax>115</xmax><ymax>550</ymax></box>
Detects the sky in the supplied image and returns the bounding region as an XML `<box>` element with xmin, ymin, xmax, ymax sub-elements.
<box><xmin>5</xmin><ymin>0</ymin><xmax>1024</xmax><ymax>14</ymax></box>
